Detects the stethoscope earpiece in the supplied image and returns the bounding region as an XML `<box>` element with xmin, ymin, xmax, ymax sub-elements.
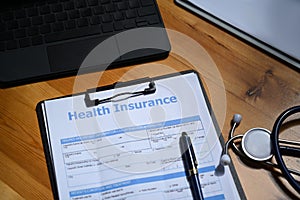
<box><xmin>232</xmin><ymin>113</ymin><xmax>242</xmax><ymax>125</ymax></box>
<box><xmin>214</xmin><ymin>154</ymin><xmax>231</xmax><ymax>176</ymax></box>
<box><xmin>220</xmin><ymin>154</ymin><xmax>231</xmax><ymax>166</ymax></box>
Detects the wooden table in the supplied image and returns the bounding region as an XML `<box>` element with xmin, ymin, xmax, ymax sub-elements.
<box><xmin>0</xmin><ymin>0</ymin><xmax>299</xmax><ymax>199</ymax></box>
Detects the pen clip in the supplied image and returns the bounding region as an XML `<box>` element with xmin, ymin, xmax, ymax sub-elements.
<box><xmin>84</xmin><ymin>81</ymin><xmax>156</xmax><ymax>107</ymax></box>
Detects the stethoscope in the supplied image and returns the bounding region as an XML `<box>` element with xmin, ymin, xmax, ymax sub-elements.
<box><xmin>215</xmin><ymin>105</ymin><xmax>300</xmax><ymax>193</ymax></box>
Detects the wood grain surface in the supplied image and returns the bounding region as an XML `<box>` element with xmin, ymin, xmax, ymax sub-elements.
<box><xmin>0</xmin><ymin>0</ymin><xmax>299</xmax><ymax>199</ymax></box>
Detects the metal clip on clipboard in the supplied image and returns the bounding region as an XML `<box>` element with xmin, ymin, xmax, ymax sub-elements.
<box><xmin>84</xmin><ymin>81</ymin><xmax>156</xmax><ymax>107</ymax></box>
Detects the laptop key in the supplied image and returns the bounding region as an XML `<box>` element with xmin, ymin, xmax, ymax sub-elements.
<box><xmin>51</xmin><ymin>4</ymin><xmax>63</xmax><ymax>13</ymax></box>
<box><xmin>136</xmin><ymin>19</ymin><xmax>148</xmax><ymax>27</ymax></box>
<box><xmin>77</xmin><ymin>18</ymin><xmax>89</xmax><ymax>27</ymax></box>
<box><xmin>0</xmin><ymin>42</ymin><xmax>5</xmax><ymax>51</ymax></box>
<box><xmin>102</xmin><ymin>14</ymin><xmax>113</xmax><ymax>23</ymax></box>
<box><xmin>125</xmin><ymin>10</ymin><xmax>136</xmax><ymax>19</ymax></box>
<box><xmin>113</xmin><ymin>12</ymin><xmax>124</xmax><ymax>21</ymax></box>
<box><xmin>6</xmin><ymin>40</ymin><xmax>18</xmax><ymax>50</ymax></box>
<box><xmin>65</xmin><ymin>20</ymin><xmax>76</xmax><ymax>29</ymax></box>
<box><xmin>7</xmin><ymin>21</ymin><xmax>19</xmax><ymax>30</ymax></box>
<box><xmin>102</xmin><ymin>23</ymin><xmax>113</xmax><ymax>33</ymax></box>
<box><xmin>32</xmin><ymin>36</ymin><xmax>44</xmax><ymax>45</ymax></box>
<box><xmin>52</xmin><ymin>22</ymin><xmax>64</xmax><ymax>32</ymax></box>
<box><xmin>69</xmin><ymin>10</ymin><xmax>80</xmax><ymax>19</ymax></box>
<box><xmin>105</xmin><ymin>4</ymin><xmax>116</xmax><ymax>13</ymax></box>
<box><xmin>138</xmin><ymin>6</ymin><xmax>156</xmax><ymax>16</ymax></box>
<box><xmin>87</xmin><ymin>0</ymin><xmax>98</xmax><ymax>6</ymax></box>
<box><xmin>56</xmin><ymin>12</ymin><xmax>68</xmax><ymax>21</ymax></box>
<box><xmin>117</xmin><ymin>2</ymin><xmax>128</xmax><ymax>10</ymax></box>
<box><xmin>123</xmin><ymin>19</ymin><xmax>136</xmax><ymax>29</ymax></box>
<box><xmin>90</xmin><ymin>16</ymin><xmax>101</xmax><ymax>25</ymax></box>
<box><xmin>40</xmin><ymin>24</ymin><xmax>51</xmax><ymax>34</ymax></box>
<box><xmin>45</xmin><ymin>14</ymin><xmax>56</xmax><ymax>23</ymax></box>
<box><xmin>15</xmin><ymin>9</ymin><xmax>26</xmax><ymax>19</ymax></box>
<box><xmin>128</xmin><ymin>0</ymin><xmax>140</xmax><ymax>8</ymax></box>
<box><xmin>28</xmin><ymin>27</ymin><xmax>39</xmax><ymax>36</ymax></box>
<box><xmin>19</xmin><ymin>18</ymin><xmax>31</xmax><ymax>28</ymax></box>
<box><xmin>140</xmin><ymin>0</ymin><xmax>154</xmax><ymax>6</ymax></box>
<box><xmin>27</xmin><ymin>7</ymin><xmax>38</xmax><ymax>17</ymax></box>
<box><xmin>64</xmin><ymin>1</ymin><xmax>75</xmax><ymax>10</ymax></box>
<box><xmin>92</xmin><ymin>6</ymin><xmax>105</xmax><ymax>15</ymax></box>
<box><xmin>19</xmin><ymin>38</ymin><xmax>31</xmax><ymax>48</ymax></box>
<box><xmin>114</xmin><ymin>21</ymin><xmax>123</xmax><ymax>31</ymax></box>
<box><xmin>32</xmin><ymin>16</ymin><xmax>43</xmax><ymax>25</ymax></box>
<box><xmin>0</xmin><ymin>31</ymin><xmax>14</xmax><ymax>41</ymax></box>
<box><xmin>147</xmin><ymin>15</ymin><xmax>159</xmax><ymax>24</ymax></box>
<box><xmin>100</xmin><ymin>0</ymin><xmax>110</xmax><ymax>5</ymax></box>
<box><xmin>0</xmin><ymin>22</ymin><xmax>6</xmax><ymax>32</ymax></box>
<box><xmin>15</xmin><ymin>29</ymin><xmax>26</xmax><ymax>38</ymax></box>
<box><xmin>75</xmin><ymin>0</ymin><xmax>87</xmax><ymax>8</ymax></box>
<box><xmin>40</xmin><ymin>5</ymin><xmax>51</xmax><ymax>15</ymax></box>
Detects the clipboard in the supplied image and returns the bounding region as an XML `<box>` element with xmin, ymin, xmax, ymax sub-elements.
<box><xmin>36</xmin><ymin>70</ymin><xmax>246</xmax><ymax>200</ymax></box>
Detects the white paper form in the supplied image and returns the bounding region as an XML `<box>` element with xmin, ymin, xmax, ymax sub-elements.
<box><xmin>41</xmin><ymin>72</ymin><xmax>243</xmax><ymax>200</ymax></box>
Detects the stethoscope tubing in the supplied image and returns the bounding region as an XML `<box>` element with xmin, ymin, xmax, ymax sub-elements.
<box><xmin>271</xmin><ymin>105</ymin><xmax>300</xmax><ymax>193</ymax></box>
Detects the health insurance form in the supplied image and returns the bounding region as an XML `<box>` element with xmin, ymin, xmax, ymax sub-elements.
<box><xmin>40</xmin><ymin>72</ymin><xmax>243</xmax><ymax>200</ymax></box>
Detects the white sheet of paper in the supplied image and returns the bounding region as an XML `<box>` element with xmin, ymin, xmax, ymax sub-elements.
<box><xmin>41</xmin><ymin>72</ymin><xmax>242</xmax><ymax>199</ymax></box>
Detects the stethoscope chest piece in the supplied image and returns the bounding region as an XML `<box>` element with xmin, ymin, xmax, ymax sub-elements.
<box><xmin>242</xmin><ymin>128</ymin><xmax>273</xmax><ymax>161</ymax></box>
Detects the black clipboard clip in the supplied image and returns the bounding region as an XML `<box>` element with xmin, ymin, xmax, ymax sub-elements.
<box><xmin>84</xmin><ymin>81</ymin><xmax>156</xmax><ymax>107</ymax></box>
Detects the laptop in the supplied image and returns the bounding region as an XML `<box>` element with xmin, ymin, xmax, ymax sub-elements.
<box><xmin>0</xmin><ymin>0</ymin><xmax>170</xmax><ymax>87</ymax></box>
<box><xmin>175</xmin><ymin>0</ymin><xmax>300</xmax><ymax>70</ymax></box>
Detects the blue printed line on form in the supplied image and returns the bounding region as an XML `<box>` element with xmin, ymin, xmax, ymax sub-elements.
<box><xmin>205</xmin><ymin>194</ymin><xmax>225</xmax><ymax>200</ymax></box>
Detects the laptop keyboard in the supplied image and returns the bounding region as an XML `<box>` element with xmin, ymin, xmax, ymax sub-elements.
<box><xmin>0</xmin><ymin>0</ymin><xmax>162</xmax><ymax>51</ymax></box>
